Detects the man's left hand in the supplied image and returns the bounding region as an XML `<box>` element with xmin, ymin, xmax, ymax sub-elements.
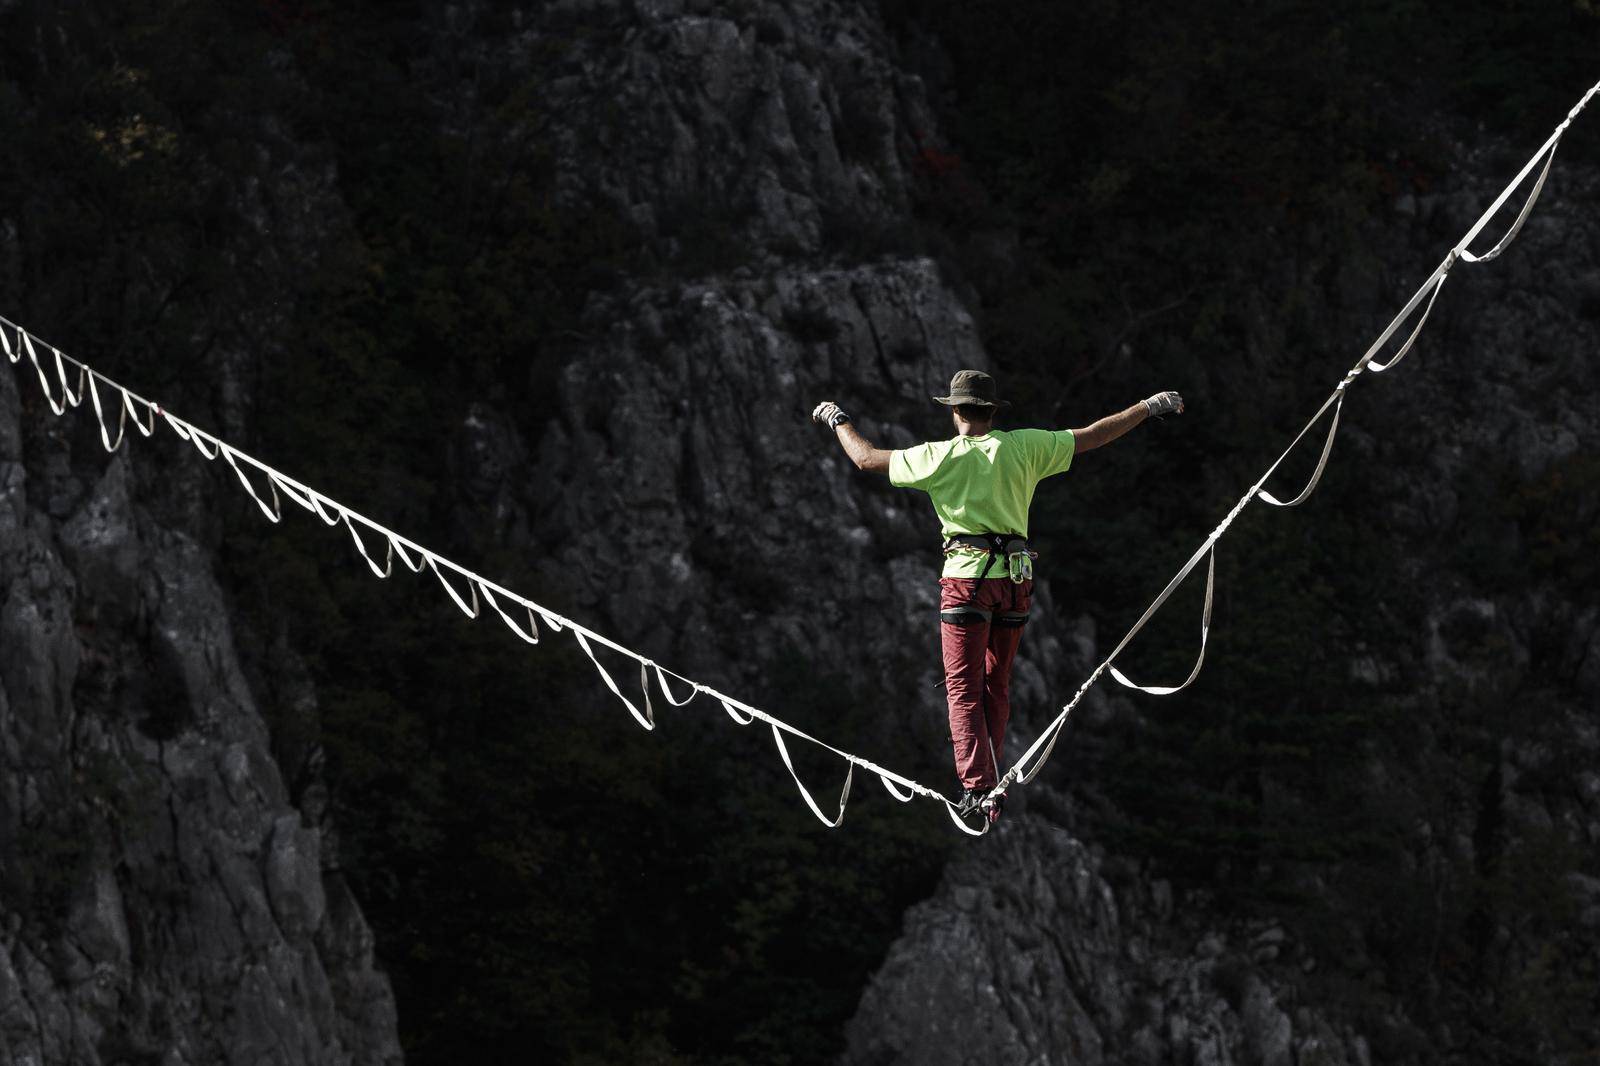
<box><xmin>1142</xmin><ymin>391</ymin><xmax>1185</xmax><ymax>418</ymax></box>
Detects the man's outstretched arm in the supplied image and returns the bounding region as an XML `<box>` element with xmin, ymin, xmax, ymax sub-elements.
<box><xmin>812</xmin><ymin>401</ymin><xmax>892</xmax><ymax>474</ymax></box>
<box><xmin>1071</xmin><ymin>391</ymin><xmax>1184</xmax><ymax>452</ymax></box>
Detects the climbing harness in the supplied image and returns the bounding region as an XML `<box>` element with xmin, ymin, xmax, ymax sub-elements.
<box><xmin>939</xmin><ymin>532</ymin><xmax>1034</xmax><ymax>627</ymax></box>
<box><xmin>4</xmin><ymin>77</ymin><xmax>1596</xmax><ymax>836</ymax></box>
<box><xmin>943</xmin><ymin>532</ymin><xmax>1034</xmax><ymax>584</ymax></box>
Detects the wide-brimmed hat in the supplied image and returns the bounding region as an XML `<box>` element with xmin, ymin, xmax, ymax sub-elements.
<box><xmin>932</xmin><ymin>369</ymin><xmax>1010</xmax><ymax>408</ymax></box>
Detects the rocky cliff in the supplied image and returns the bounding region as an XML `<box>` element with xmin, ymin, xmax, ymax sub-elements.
<box><xmin>0</xmin><ymin>4</ymin><xmax>402</xmax><ymax>1062</ymax></box>
<box><xmin>1</xmin><ymin>360</ymin><xmax>400</xmax><ymax>1063</ymax></box>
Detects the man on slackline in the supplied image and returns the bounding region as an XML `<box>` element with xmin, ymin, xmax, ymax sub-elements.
<box><xmin>812</xmin><ymin>370</ymin><xmax>1183</xmax><ymax>824</ymax></box>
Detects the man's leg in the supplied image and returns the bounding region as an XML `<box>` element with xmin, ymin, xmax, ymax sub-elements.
<box><xmin>983</xmin><ymin>579</ymin><xmax>1033</xmax><ymax>773</ymax></box>
<box><xmin>940</xmin><ymin>578</ymin><xmax>994</xmax><ymax>790</ymax></box>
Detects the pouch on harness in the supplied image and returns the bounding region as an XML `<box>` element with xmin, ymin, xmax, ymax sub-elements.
<box><xmin>939</xmin><ymin>532</ymin><xmax>1034</xmax><ymax>628</ymax></box>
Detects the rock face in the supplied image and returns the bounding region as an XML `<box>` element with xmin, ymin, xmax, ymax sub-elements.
<box><xmin>528</xmin><ymin>260</ymin><xmax>987</xmax><ymax>678</ymax></box>
<box><xmin>527</xmin><ymin>0</ymin><xmax>937</xmax><ymax>260</ymax></box>
<box><xmin>845</xmin><ymin>819</ymin><xmax>1375</xmax><ymax>1066</ymax></box>
<box><xmin>477</xmin><ymin>0</ymin><xmax>1018</xmax><ymax>740</ymax></box>
<box><xmin>0</xmin><ymin>4</ymin><xmax>401</xmax><ymax>1061</ymax></box>
<box><xmin>0</xmin><ymin>364</ymin><xmax>400</xmax><ymax>1062</ymax></box>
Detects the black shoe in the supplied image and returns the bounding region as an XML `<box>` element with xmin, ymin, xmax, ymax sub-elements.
<box><xmin>956</xmin><ymin>789</ymin><xmax>988</xmax><ymax>818</ymax></box>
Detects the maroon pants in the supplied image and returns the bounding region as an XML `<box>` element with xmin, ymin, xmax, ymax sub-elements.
<box><xmin>940</xmin><ymin>576</ymin><xmax>1032</xmax><ymax>791</ymax></box>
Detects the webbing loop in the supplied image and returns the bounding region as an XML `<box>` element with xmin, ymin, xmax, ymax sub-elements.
<box><xmin>1260</xmin><ymin>393</ymin><xmax>1344</xmax><ymax>508</ymax></box>
<box><xmin>770</xmin><ymin>725</ymin><xmax>853</xmax><ymax>828</ymax></box>
<box><xmin>220</xmin><ymin>443</ymin><xmax>284</xmax><ymax>523</ymax></box>
<box><xmin>427</xmin><ymin>556</ymin><xmax>481</xmax><ymax>619</ymax></box>
<box><xmin>481</xmin><ymin>583</ymin><xmax>541</xmax><ymax>644</ymax></box>
<box><xmin>54</xmin><ymin>347</ymin><xmax>87</xmax><ymax>409</ymax></box>
<box><xmin>1109</xmin><ymin>548</ymin><xmax>1216</xmax><ymax>696</ymax></box>
<box><xmin>86</xmin><ymin>372</ymin><xmax>128</xmax><ymax>453</ymax></box>
<box><xmin>21</xmin><ymin>331</ymin><xmax>66</xmax><ymax>415</ymax></box>
<box><xmin>653</xmin><ymin>666</ymin><xmax>702</xmax><ymax>708</ymax></box>
<box><xmin>126</xmin><ymin>391</ymin><xmax>159</xmax><ymax>438</ymax></box>
<box><xmin>1367</xmin><ymin>268</ymin><xmax>1451</xmax><ymax>374</ymax></box>
<box><xmin>342</xmin><ymin>511</ymin><xmax>395</xmax><ymax>578</ymax></box>
<box><xmin>1458</xmin><ymin>139</ymin><xmax>1559</xmax><ymax>264</ymax></box>
<box><xmin>721</xmin><ymin>698</ymin><xmax>756</xmax><ymax>726</ymax></box>
<box><xmin>573</xmin><ymin>628</ymin><xmax>654</xmax><ymax>731</ymax></box>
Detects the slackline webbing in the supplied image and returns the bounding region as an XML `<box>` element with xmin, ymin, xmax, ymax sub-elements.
<box><xmin>991</xmin><ymin>76</ymin><xmax>1600</xmax><ymax>802</ymax></box>
<box><xmin>0</xmin><ymin>316</ymin><xmax>977</xmax><ymax>834</ymax></box>
<box><xmin>4</xmin><ymin>77</ymin><xmax>1596</xmax><ymax>836</ymax></box>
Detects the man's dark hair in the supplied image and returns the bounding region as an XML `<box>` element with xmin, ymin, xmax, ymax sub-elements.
<box><xmin>955</xmin><ymin>403</ymin><xmax>996</xmax><ymax>422</ymax></box>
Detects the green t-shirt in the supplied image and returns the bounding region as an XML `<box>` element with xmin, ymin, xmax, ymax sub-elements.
<box><xmin>889</xmin><ymin>428</ymin><xmax>1076</xmax><ymax>578</ymax></box>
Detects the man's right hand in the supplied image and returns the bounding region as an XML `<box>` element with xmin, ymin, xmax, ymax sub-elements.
<box><xmin>811</xmin><ymin>401</ymin><xmax>851</xmax><ymax>429</ymax></box>
<box><xmin>1142</xmin><ymin>391</ymin><xmax>1185</xmax><ymax>419</ymax></box>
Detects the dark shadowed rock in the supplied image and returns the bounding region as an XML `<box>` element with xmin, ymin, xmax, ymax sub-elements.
<box><xmin>1</xmin><ymin>366</ymin><xmax>402</xmax><ymax>1062</ymax></box>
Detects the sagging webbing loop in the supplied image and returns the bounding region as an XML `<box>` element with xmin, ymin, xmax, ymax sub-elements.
<box><xmin>220</xmin><ymin>443</ymin><xmax>285</xmax><ymax>522</ymax></box>
<box><xmin>652</xmin><ymin>665</ymin><xmax>702</xmax><ymax>708</ymax></box>
<box><xmin>86</xmin><ymin>372</ymin><xmax>129</xmax><ymax>452</ymax></box>
<box><xmin>1367</xmin><ymin>267</ymin><xmax>1452</xmax><ymax>374</ymax></box>
<box><xmin>1260</xmin><ymin>393</ymin><xmax>1344</xmax><ymax>508</ymax></box>
<box><xmin>427</xmin><ymin>556</ymin><xmax>482</xmax><ymax>619</ymax></box>
<box><xmin>573</xmin><ymin>628</ymin><xmax>655</xmax><ymax>731</ymax></box>
<box><xmin>481</xmin><ymin>582</ymin><xmax>542</xmax><ymax>644</ymax></box>
<box><xmin>1109</xmin><ymin>547</ymin><xmax>1215</xmax><ymax>696</ymax></box>
<box><xmin>21</xmin><ymin>331</ymin><xmax>69</xmax><ymax>415</ymax></box>
<box><xmin>1458</xmin><ymin>138</ymin><xmax>1559</xmax><ymax>264</ymax></box>
<box><xmin>770</xmin><ymin>724</ymin><xmax>853</xmax><ymax>828</ymax></box>
<box><xmin>342</xmin><ymin>511</ymin><xmax>396</xmax><ymax>578</ymax></box>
